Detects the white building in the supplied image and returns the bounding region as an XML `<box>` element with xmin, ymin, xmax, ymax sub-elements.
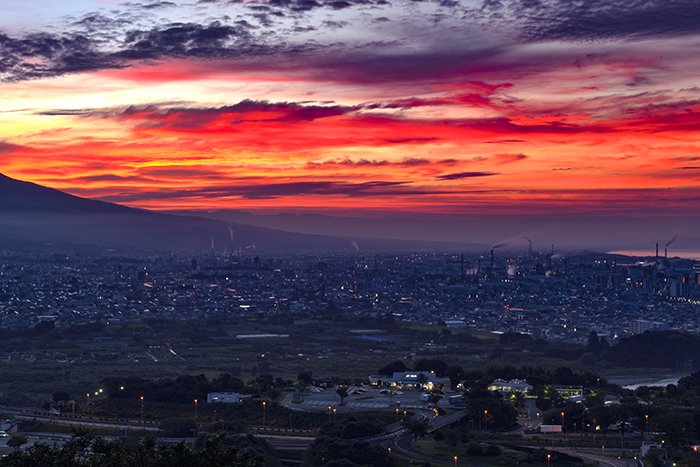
<box><xmin>368</xmin><ymin>371</ymin><xmax>448</xmax><ymax>390</ymax></box>
<box><xmin>487</xmin><ymin>379</ymin><xmax>533</xmax><ymax>394</ymax></box>
<box><xmin>206</xmin><ymin>392</ymin><xmax>240</xmax><ymax>404</ymax></box>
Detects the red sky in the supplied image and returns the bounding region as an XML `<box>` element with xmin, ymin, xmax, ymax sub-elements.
<box><xmin>1</xmin><ymin>0</ymin><xmax>700</xmax><ymax>216</ymax></box>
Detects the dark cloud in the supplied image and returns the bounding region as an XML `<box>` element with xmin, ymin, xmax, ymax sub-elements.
<box><xmin>436</xmin><ymin>171</ymin><xmax>498</xmax><ymax>180</ymax></box>
<box><xmin>65</xmin><ymin>174</ymin><xmax>160</xmax><ymax>183</ymax></box>
<box><xmin>115</xmin><ymin>22</ymin><xmax>253</xmax><ymax>60</ymax></box>
<box><xmin>510</xmin><ymin>0</ymin><xmax>700</xmax><ymax>41</ymax></box>
<box><xmin>100</xmin><ymin>179</ymin><xmax>455</xmax><ymax>202</ymax></box>
<box><xmin>492</xmin><ymin>153</ymin><xmax>527</xmax><ymax>164</ymax></box>
<box><xmin>141</xmin><ymin>2</ymin><xmax>179</xmax><ymax>9</ymax></box>
<box><xmin>0</xmin><ymin>31</ymin><xmax>121</xmax><ymax>81</ymax></box>
<box><xmin>228</xmin><ymin>0</ymin><xmax>390</xmax><ymax>13</ymax></box>
<box><xmin>383</xmin><ymin>137</ymin><xmax>440</xmax><ymax>144</ymax></box>
<box><xmin>307</xmin><ymin>157</ymin><xmax>435</xmax><ymax>167</ymax></box>
<box><xmin>673</xmin><ymin>155</ymin><xmax>700</xmax><ymax>162</ymax></box>
<box><xmin>0</xmin><ymin>141</ymin><xmax>25</xmax><ymax>154</ymax></box>
<box><xmin>120</xmin><ymin>99</ymin><xmax>357</xmax><ymax>127</ymax></box>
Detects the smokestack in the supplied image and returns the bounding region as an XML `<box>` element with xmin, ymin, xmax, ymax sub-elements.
<box><xmin>490</xmin><ymin>249</ymin><xmax>495</xmax><ymax>272</ymax></box>
<box><xmin>460</xmin><ymin>254</ymin><xmax>464</xmax><ymax>277</ymax></box>
<box><xmin>665</xmin><ymin>247</ymin><xmax>668</xmax><ymax>259</ymax></box>
<box><xmin>656</xmin><ymin>243</ymin><xmax>659</xmax><ymax>258</ymax></box>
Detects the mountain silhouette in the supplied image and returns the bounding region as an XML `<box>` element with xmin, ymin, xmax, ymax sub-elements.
<box><xmin>0</xmin><ymin>173</ymin><xmax>465</xmax><ymax>253</ymax></box>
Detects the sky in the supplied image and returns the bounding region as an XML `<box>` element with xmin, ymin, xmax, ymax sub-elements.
<box><xmin>1</xmin><ymin>0</ymin><xmax>700</xmax><ymax>219</ymax></box>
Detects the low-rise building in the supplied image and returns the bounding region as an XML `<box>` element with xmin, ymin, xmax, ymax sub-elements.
<box><xmin>487</xmin><ymin>379</ymin><xmax>533</xmax><ymax>394</ymax></box>
<box><xmin>206</xmin><ymin>392</ymin><xmax>240</xmax><ymax>404</ymax></box>
<box><xmin>369</xmin><ymin>371</ymin><xmax>448</xmax><ymax>390</ymax></box>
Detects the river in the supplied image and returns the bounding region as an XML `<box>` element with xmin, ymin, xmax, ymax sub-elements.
<box><xmin>607</xmin><ymin>374</ymin><xmax>688</xmax><ymax>390</ymax></box>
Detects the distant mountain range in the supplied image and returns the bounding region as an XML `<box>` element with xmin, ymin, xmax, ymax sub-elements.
<box><xmin>0</xmin><ymin>173</ymin><xmax>472</xmax><ymax>253</ymax></box>
<box><xmin>175</xmin><ymin>209</ymin><xmax>700</xmax><ymax>254</ymax></box>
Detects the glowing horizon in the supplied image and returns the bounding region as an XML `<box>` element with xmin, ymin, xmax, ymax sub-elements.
<box><xmin>2</xmin><ymin>1</ymin><xmax>700</xmax><ymax>215</ymax></box>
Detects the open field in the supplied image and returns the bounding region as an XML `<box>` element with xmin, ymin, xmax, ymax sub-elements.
<box><xmin>0</xmin><ymin>317</ymin><xmax>682</xmax><ymax>407</ymax></box>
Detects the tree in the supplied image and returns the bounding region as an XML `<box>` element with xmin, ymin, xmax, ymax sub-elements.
<box><xmin>446</xmin><ymin>366</ymin><xmax>464</xmax><ymax>390</ymax></box>
<box><xmin>297</xmin><ymin>371</ymin><xmax>313</xmax><ymax>387</ymax></box>
<box><xmin>427</xmin><ymin>392</ymin><xmax>443</xmax><ymax>404</ymax></box>
<box><xmin>402</xmin><ymin>419</ymin><xmax>428</xmax><ymax>441</ymax></box>
<box><xmin>336</xmin><ymin>386</ymin><xmax>349</xmax><ymax>405</ymax></box>
<box><xmin>377</xmin><ymin>361</ymin><xmax>408</xmax><ymax>376</ymax></box>
<box><xmin>587</xmin><ymin>331</ymin><xmax>601</xmax><ymax>354</ymax></box>
<box><xmin>7</xmin><ymin>434</ymin><xmax>27</xmax><ymax>450</ymax></box>
<box><xmin>52</xmin><ymin>391</ymin><xmax>71</xmax><ymax>402</ymax></box>
<box><xmin>414</xmin><ymin>359</ymin><xmax>448</xmax><ymax>377</ymax></box>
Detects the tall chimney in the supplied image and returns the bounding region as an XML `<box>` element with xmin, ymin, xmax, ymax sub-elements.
<box><xmin>656</xmin><ymin>243</ymin><xmax>659</xmax><ymax>258</ymax></box>
<box><xmin>460</xmin><ymin>254</ymin><xmax>464</xmax><ymax>277</ymax></box>
<box><xmin>665</xmin><ymin>247</ymin><xmax>668</xmax><ymax>259</ymax></box>
<box><xmin>490</xmin><ymin>249</ymin><xmax>495</xmax><ymax>273</ymax></box>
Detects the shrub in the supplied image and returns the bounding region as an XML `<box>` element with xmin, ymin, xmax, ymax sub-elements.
<box><xmin>466</xmin><ymin>441</ymin><xmax>483</xmax><ymax>456</ymax></box>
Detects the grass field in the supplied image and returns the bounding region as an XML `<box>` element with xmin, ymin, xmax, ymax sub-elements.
<box><xmin>0</xmin><ymin>317</ymin><xmax>666</xmax><ymax>407</ymax></box>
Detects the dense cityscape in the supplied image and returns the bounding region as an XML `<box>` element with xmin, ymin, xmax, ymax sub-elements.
<box><xmin>2</xmin><ymin>247</ymin><xmax>698</xmax><ymax>343</ymax></box>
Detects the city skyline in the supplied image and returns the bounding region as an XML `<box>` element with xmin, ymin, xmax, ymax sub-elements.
<box><xmin>1</xmin><ymin>0</ymin><xmax>700</xmax><ymax>220</ymax></box>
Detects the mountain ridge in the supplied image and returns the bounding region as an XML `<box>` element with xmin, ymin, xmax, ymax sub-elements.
<box><xmin>0</xmin><ymin>173</ymin><xmax>469</xmax><ymax>253</ymax></box>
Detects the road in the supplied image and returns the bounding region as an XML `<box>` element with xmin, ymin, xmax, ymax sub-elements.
<box><xmin>554</xmin><ymin>447</ymin><xmax>632</xmax><ymax>467</ymax></box>
<box><xmin>0</xmin><ymin>406</ymin><xmax>160</xmax><ymax>431</ymax></box>
<box><xmin>2</xmin><ymin>403</ymin><xmax>621</xmax><ymax>466</ymax></box>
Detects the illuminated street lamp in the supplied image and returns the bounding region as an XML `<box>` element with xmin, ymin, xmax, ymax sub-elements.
<box><xmin>561</xmin><ymin>411</ymin><xmax>565</xmax><ymax>432</ymax></box>
<box><xmin>194</xmin><ymin>399</ymin><xmax>199</xmax><ymax>418</ymax></box>
<box><xmin>453</xmin><ymin>455</ymin><xmax>458</xmax><ymax>466</ymax></box>
<box><xmin>140</xmin><ymin>395</ymin><xmax>144</xmax><ymax>422</ymax></box>
<box><xmin>547</xmin><ymin>453</ymin><xmax>552</xmax><ymax>467</ymax></box>
<box><xmin>262</xmin><ymin>401</ymin><xmax>267</xmax><ymax>426</ymax></box>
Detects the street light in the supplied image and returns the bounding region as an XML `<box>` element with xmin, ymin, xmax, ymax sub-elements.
<box><xmin>395</xmin><ymin>408</ymin><xmax>399</xmax><ymax>422</ymax></box>
<box><xmin>547</xmin><ymin>453</ymin><xmax>551</xmax><ymax>467</ymax></box>
<box><xmin>262</xmin><ymin>401</ymin><xmax>267</xmax><ymax>426</ymax></box>
<box><xmin>194</xmin><ymin>399</ymin><xmax>199</xmax><ymax>418</ymax></box>
<box><xmin>140</xmin><ymin>395</ymin><xmax>144</xmax><ymax>422</ymax></box>
<box><xmin>561</xmin><ymin>411</ymin><xmax>565</xmax><ymax>432</ymax></box>
<box><xmin>453</xmin><ymin>455</ymin><xmax>458</xmax><ymax>466</ymax></box>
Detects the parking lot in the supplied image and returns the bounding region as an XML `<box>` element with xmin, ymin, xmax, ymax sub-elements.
<box><xmin>281</xmin><ymin>386</ymin><xmax>446</xmax><ymax>413</ymax></box>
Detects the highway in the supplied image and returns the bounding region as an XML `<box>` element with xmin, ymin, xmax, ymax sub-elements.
<box><xmin>1</xmin><ymin>404</ymin><xmax>622</xmax><ymax>466</ymax></box>
<box><xmin>0</xmin><ymin>406</ymin><xmax>160</xmax><ymax>431</ymax></box>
